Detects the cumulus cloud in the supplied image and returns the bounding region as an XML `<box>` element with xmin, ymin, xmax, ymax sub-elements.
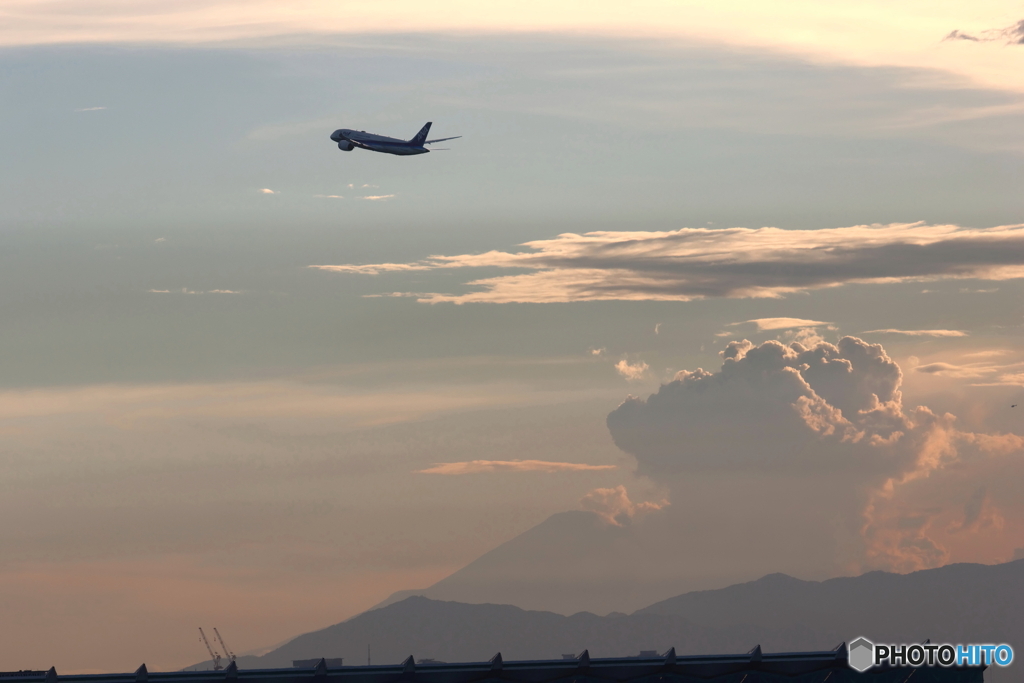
<box><xmin>310</xmin><ymin>223</ymin><xmax>1024</xmax><ymax>303</ymax></box>
<box><xmin>615</xmin><ymin>359</ymin><xmax>649</xmax><ymax>380</ymax></box>
<box><xmin>259</xmin><ymin>188</ymin><xmax>276</xmax><ymax>194</ymax></box>
<box><xmin>864</xmin><ymin>329</ymin><xmax>968</xmax><ymax>337</ymax></box>
<box><xmin>417</xmin><ymin>460</ymin><xmax>617</xmax><ymax>475</ymax></box>
<box><xmin>605</xmin><ymin>336</ymin><xmax>1024</xmax><ymax>572</ymax></box>
<box><xmin>579</xmin><ymin>485</ymin><xmax>667</xmax><ymax>526</ymax></box>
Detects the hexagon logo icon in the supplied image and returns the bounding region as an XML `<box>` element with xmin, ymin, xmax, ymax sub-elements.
<box><xmin>849</xmin><ymin>637</ymin><xmax>875</xmax><ymax>672</ymax></box>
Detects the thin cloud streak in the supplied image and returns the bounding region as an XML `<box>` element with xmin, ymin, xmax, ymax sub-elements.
<box><xmin>865</xmin><ymin>329</ymin><xmax>968</xmax><ymax>337</ymax></box>
<box><xmin>313</xmin><ymin>223</ymin><xmax>1024</xmax><ymax>304</ymax></box>
<box><xmin>733</xmin><ymin>317</ymin><xmax>832</xmax><ymax>331</ymax></box>
<box><xmin>417</xmin><ymin>460</ymin><xmax>618</xmax><ymax>475</ymax></box>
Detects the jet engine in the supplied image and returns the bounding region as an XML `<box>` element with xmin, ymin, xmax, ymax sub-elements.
<box><xmin>338</xmin><ymin>141</ymin><xmax>355</xmax><ymax>151</ymax></box>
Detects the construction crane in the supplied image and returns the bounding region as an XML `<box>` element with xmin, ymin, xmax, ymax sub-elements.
<box><xmin>213</xmin><ymin>628</ymin><xmax>236</xmax><ymax>664</ymax></box>
<box><xmin>199</xmin><ymin>628</ymin><xmax>223</xmax><ymax>671</ymax></box>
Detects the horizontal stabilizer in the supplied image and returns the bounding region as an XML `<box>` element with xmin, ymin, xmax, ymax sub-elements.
<box><xmin>425</xmin><ymin>136</ymin><xmax>461</xmax><ymax>144</ymax></box>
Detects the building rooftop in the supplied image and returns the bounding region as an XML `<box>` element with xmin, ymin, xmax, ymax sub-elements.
<box><xmin>4</xmin><ymin>646</ymin><xmax>985</xmax><ymax>683</ymax></box>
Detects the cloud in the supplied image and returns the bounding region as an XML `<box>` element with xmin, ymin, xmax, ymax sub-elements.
<box><xmin>417</xmin><ymin>460</ymin><xmax>617</xmax><ymax>475</ymax></box>
<box><xmin>154</xmin><ymin>237</ymin><xmax>166</xmax><ymax>243</ymax></box>
<box><xmin>915</xmin><ymin>360</ymin><xmax>1024</xmax><ymax>380</ymax></box>
<box><xmin>944</xmin><ymin>20</ymin><xmax>1024</xmax><ymax>45</ymax></box>
<box><xmin>579</xmin><ymin>485</ymin><xmax>667</xmax><ymax>526</ymax></box>
<box><xmin>962</xmin><ymin>350</ymin><xmax>1012</xmax><ymax>359</ymax></box>
<box><xmin>259</xmin><ymin>188</ymin><xmax>276</xmax><ymax>194</ymax></box>
<box><xmin>615</xmin><ymin>359</ymin><xmax>649</xmax><ymax>381</ymax></box>
<box><xmin>915</xmin><ymin>362</ymin><xmax>990</xmax><ymax>378</ymax></box>
<box><xmin>74</xmin><ymin>106</ymin><xmax>106</xmax><ymax>112</ymax></box>
<box><xmin>947</xmin><ymin>486</ymin><xmax>1004</xmax><ymax>533</ymax></box>
<box><xmin>146</xmin><ymin>288</ymin><xmax>241</xmax><ymax>295</ymax></box>
<box><xmin>312</xmin><ymin>223</ymin><xmax>1024</xmax><ymax>303</ymax></box>
<box><xmin>362</xmin><ymin>195</ymin><xmax>395</xmax><ymax>201</ymax></box>
<box><xmin>864</xmin><ymin>329</ymin><xmax>968</xmax><ymax>337</ymax></box>
<box><xmin>732</xmin><ymin>317</ymin><xmax>832</xmax><ymax>331</ymax></box>
<box><xmin>605</xmin><ymin>336</ymin><xmax>1024</xmax><ymax>572</ymax></box>
<box><xmin>972</xmin><ymin>372</ymin><xmax>1024</xmax><ymax>387</ymax></box>
<box><xmin>314</xmin><ymin>194</ymin><xmax>344</xmax><ymax>199</ymax></box>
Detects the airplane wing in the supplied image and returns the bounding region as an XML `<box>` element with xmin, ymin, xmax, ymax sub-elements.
<box><xmin>424</xmin><ymin>136</ymin><xmax>462</xmax><ymax>144</ymax></box>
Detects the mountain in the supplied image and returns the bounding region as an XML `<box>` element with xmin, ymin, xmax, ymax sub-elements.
<box><xmin>371</xmin><ymin>511</ymin><xmax>736</xmax><ymax>616</ymax></box>
<box><xmin>234</xmin><ymin>559</ymin><xmax>1022</xmax><ymax>682</ymax></box>
<box><xmin>636</xmin><ymin>560</ymin><xmax>1024</xmax><ymax>646</ymax></box>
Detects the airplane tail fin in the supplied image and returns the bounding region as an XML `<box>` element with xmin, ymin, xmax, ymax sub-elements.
<box><xmin>410</xmin><ymin>122</ymin><xmax>432</xmax><ymax>146</ymax></box>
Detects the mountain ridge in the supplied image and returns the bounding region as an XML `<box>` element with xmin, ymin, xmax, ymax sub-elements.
<box><xmin>192</xmin><ymin>558</ymin><xmax>1022</xmax><ymax>683</ymax></box>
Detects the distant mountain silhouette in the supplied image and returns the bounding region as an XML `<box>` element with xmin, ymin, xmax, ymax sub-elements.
<box><xmin>225</xmin><ymin>559</ymin><xmax>1022</xmax><ymax>682</ymax></box>
<box><xmin>372</xmin><ymin>511</ymin><xmax>734</xmax><ymax>616</ymax></box>
<box><xmin>637</xmin><ymin>560</ymin><xmax>1024</xmax><ymax>647</ymax></box>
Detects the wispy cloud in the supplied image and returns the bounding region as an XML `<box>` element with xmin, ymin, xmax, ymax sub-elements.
<box><xmin>310</xmin><ymin>223</ymin><xmax>1024</xmax><ymax>304</ymax></box>
<box><xmin>314</xmin><ymin>194</ymin><xmax>344</xmax><ymax>199</ymax></box>
<box><xmin>259</xmin><ymin>188</ymin><xmax>276</xmax><ymax>194</ymax></box>
<box><xmin>147</xmin><ymin>288</ymin><xmax>242</xmax><ymax>295</ymax></box>
<box><xmin>971</xmin><ymin>372</ymin><xmax>1024</xmax><ymax>387</ymax></box>
<box><xmin>916</xmin><ymin>359</ymin><xmax>1024</xmax><ymax>379</ymax></box>
<box><xmin>417</xmin><ymin>460</ymin><xmax>617</xmax><ymax>475</ymax></box>
<box><xmin>731</xmin><ymin>317</ymin><xmax>832</xmax><ymax>331</ymax></box>
<box><xmin>944</xmin><ymin>20</ymin><xmax>1024</xmax><ymax>46</ymax></box>
<box><xmin>362</xmin><ymin>194</ymin><xmax>395</xmax><ymax>201</ymax></box>
<box><xmin>74</xmin><ymin>106</ymin><xmax>106</xmax><ymax>112</ymax></box>
<box><xmin>864</xmin><ymin>329</ymin><xmax>968</xmax><ymax>337</ymax></box>
<box><xmin>915</xmin><ymin>362</ymin><xmax>991</xmax><ymax>378</ymax></box>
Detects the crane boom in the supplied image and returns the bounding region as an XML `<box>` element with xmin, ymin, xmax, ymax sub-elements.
<box><xmin>213</xmin><ymin>628</ymin><xmax>236</xmax><ymax>664</ymax></box>
<box><xmin>199</xmin><ymin>627</ymin><xmax>223</xmax><ymax>671</ymax></box>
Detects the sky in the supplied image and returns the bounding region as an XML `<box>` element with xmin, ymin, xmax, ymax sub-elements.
<box><xmin>2</xmin><ymin>0</ymin><xmax>1024</xmax><ymax>674</ymax></box>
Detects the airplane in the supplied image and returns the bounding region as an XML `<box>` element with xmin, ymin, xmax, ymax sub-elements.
<box><xmin>329</xmin><ymin>122</ymin><xmax>460</xmax><ymax>156</ymax></box>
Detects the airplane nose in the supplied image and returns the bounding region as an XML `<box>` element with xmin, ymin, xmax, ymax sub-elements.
<box><xmin>330</xmin><ymin>130</ymin><xmax>343</xmax><ymax>141</ymax></box>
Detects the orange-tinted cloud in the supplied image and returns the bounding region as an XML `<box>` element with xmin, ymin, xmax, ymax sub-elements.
<box><xmin>579</xmin><ymin>485</ymin><xmax>667</xmax><ymax>525</ymax></box>
<box><xmin>418</xmin><ymin>460</ymin><xmax>617</xmax><ymax>474</ymax></box>
<box><xmin>316</xmin><ymin>223</ymin><xmax>1024</xmax><ymax>304</ymax></box>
